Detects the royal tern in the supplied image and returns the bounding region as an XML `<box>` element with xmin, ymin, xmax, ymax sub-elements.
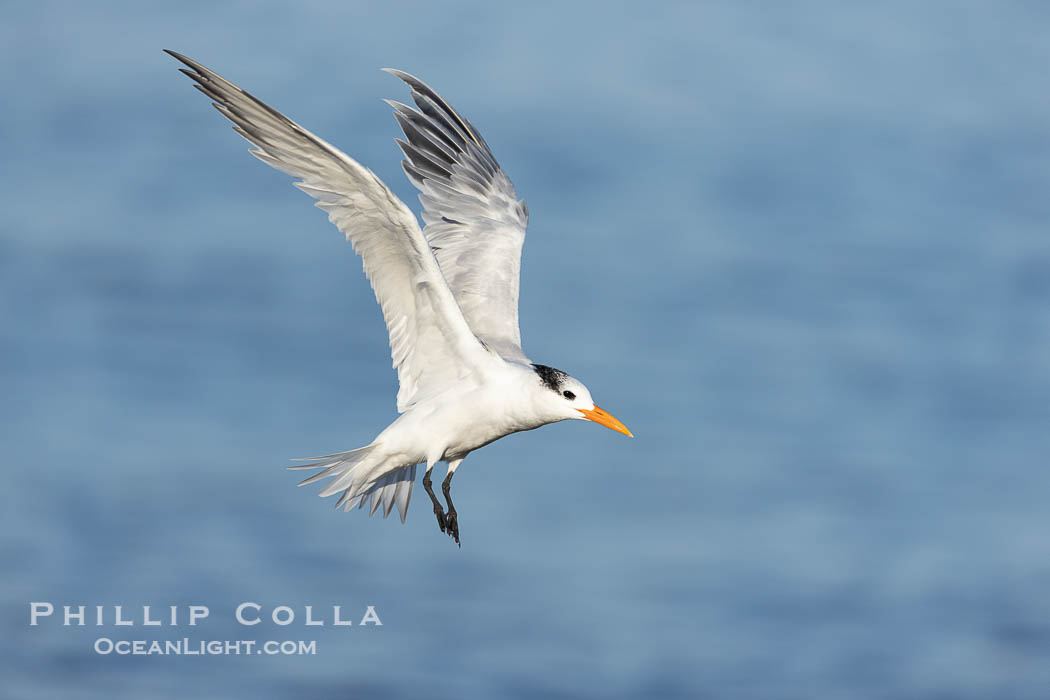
<box><xmin>167</xmin><ymin>51</ymin><xmax>632</xmax><ymax>545</ymax></box>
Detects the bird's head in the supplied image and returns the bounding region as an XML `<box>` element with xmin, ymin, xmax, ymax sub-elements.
<box><xmin>531</xmin><ymin>364</ymin><xmax>632</xmax><ymax>437</ymax></box>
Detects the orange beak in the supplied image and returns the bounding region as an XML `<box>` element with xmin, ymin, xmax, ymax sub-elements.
<box><xmin>577</xmin><ymin>404</ymin><xmax>633</xmax><ymax>437</ymax></box>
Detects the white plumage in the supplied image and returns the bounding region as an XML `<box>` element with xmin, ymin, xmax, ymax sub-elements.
<box><xmin>168</xmin><ymin>51</ymin><xmax>631</xmax><ymax>545</ymax></box>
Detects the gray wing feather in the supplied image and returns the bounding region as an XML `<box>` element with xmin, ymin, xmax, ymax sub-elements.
<box><xmin>384</xmin><ymin>69</ymin><xmax>531</xmax><ymax>364</ymax></box>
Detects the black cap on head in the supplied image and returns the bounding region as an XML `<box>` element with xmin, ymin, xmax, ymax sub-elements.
<box><xmin>532</xmin><ymin>364</ymin><xmax>568</xmax><ymax>392</ymax></box>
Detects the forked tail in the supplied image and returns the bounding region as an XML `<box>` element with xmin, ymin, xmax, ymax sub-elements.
<box><xmin>289</xmin><ymin>445</ymin><xmax>417</xmax><ymax>523</ymax></box>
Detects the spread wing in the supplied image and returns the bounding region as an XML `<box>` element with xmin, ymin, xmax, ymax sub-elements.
<box><xmin>384</xmin><ymin>70</ymin><xmax>531</xmax><ymax>364</ymax></box>
<box><xmin>166</xmin><ymin>51</ymin><xmax>496</xmax><ymax>412</ymax></box>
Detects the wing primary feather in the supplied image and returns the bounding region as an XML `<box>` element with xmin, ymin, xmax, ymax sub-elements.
<box><xmin>382</xmin><ymin>68</ymin><xmax>482</xmax><ymax>149</ymax></box>
<box><xmin>386</xmin><ymin>99</ymin><xmax>464</xmax><ymax>153</ymax></box>
<box><xmin>402</xmin><ymin>93</ymin><xmax>498</xmax><ymax>179</ymax></box>
<box><xmin>394</xmin><ymin>137</ymin><xmax>454</xmax><ymax>180</ymax></box>
<box><xmin>392</xmin><ymin>111</ymin><xmax>458</xmax><ymax>165</ymax></box>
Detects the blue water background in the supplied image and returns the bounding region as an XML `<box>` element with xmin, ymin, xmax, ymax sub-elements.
<box><xmin>3</xmin><ymin>2</ymin><xmax>1050</xmax><ymax>698</ymax></box>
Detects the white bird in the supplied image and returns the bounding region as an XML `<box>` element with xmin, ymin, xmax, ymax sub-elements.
<box><xmin>167</xmin><ymin>51</ymin><xmax>632</xmax><ymax>545</ymax></box>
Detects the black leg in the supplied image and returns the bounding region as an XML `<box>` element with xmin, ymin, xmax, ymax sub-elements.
<box><xmin>442</xmin><ymin>471</ymin><xmax>460</xmax><ymax>547</ymax></box>
<box><xmin>423</xmin><ymin>470</ymin><xmax>446</xmax><ymax>533</ymax></box>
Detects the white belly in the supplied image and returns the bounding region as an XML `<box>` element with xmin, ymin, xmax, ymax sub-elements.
<box><xmin>373</xmin><ymin>378</ymin><xmax>542</xmax><ymax>465</ymax></box>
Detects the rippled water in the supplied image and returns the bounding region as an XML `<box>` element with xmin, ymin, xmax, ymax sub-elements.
<box><xmin>4</xmin><ymin>2</ymin><xmax>1050</xmax><ymax>698</ymax></box>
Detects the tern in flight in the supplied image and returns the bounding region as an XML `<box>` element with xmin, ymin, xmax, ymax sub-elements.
<box><xmin>167</xmin><ymin>51</ymin><xmax>632</xmax><ymax>545</ymax></box>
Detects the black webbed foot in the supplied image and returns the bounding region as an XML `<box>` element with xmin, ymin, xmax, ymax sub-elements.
<box><xmin>445</xmin><ymin>508</ymin><xmax>460</xmax><ymax>546</ymax></box>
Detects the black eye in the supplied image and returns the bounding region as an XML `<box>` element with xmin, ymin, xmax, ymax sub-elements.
<box><xmin>562</xmin><ymin>390</ymin><xmax>576</xmax><ymax>400</ymax></box>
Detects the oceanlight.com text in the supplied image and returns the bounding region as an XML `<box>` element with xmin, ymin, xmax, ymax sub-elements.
<box><xmin>93</xmin><ymin>638</ymin><xmax>318</xmax><ymax>656</ymax></box>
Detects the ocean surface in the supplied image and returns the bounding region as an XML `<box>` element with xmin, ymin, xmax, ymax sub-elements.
<box><xmin>3</xmin><ymin>2</ymin><xmax>1050</xmax><ymax>698</ymax></box>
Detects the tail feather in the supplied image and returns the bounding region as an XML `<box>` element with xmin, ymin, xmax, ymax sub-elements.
<box><xmin>368</xmin><ymin>475</ymin><xmax>389</xmax><ymax>516</ymax></box>
<box><xmin>290</xmin><ymin>445</ymin><xmax>417</xmax><ymax>523</ymax></box>
<box><xmin>394</xmin><ymin>478</ymin><xmax>412</xmax><ymax>519</ymax></box>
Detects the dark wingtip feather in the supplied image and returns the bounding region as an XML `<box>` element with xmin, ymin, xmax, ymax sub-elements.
<box><xmin>164</xmin><ymin>49</ymin><xmax>204</xmax><ymax>74</ymax></box>
<box><xmin>383</xmin><ymin>68</ymin><xmax>483</xmax><ymax>150</ymax></box>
